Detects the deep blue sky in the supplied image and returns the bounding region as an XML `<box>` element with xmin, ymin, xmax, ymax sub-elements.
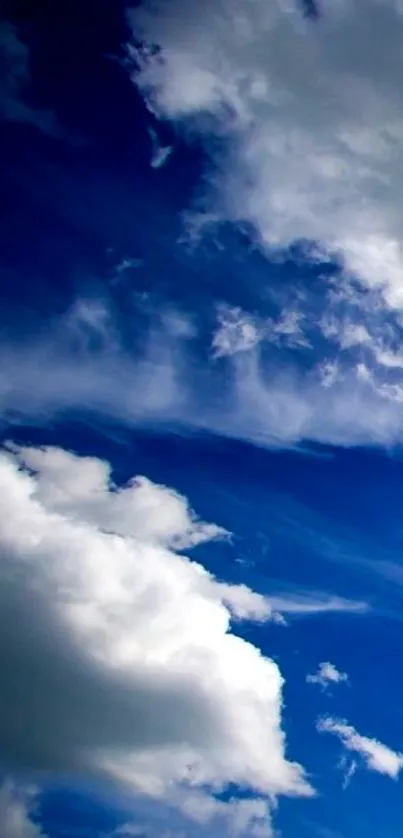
<box><xmin>2</xmin><ymin>2</ymin><xmax>403</xmax><ymax>837</ymax></box>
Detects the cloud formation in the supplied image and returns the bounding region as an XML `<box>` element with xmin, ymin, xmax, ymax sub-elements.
<box><xmin>131</xmin><ymin>0</ymin><xmax>403</xmax><ymax>308</ymax></box>
<box><xmin>317</xmin><ymin>718</ymin><xmax>403</xmax><ymax>780</ymax></box>
<box><xmin>0</xmin><ymin>443</ymin><xmax>314</xmax><ymax>834</ymax></box>
<box><xmin>0</xmin><ymin>291</ymin><xmax>402</xmax><ymax>451</ymax></box>
<box><xmin>211</xmin><ymin>305</ymin><xmax>262</xmax><ymax>358</ymax></box>
<box><xmin>0</xmin><ymin>783</ymin><xmax>45</xmax><ymax>838</ymax></box>
<box><xmin>306</xmin><ymin>662</ymin><xmax>348</xmax><ymax>691</ymax></box>
<box><xmin>118</xmin><ymin>0</ymin><xmax>403</xmax><ymax>451</ymax></box>
<box><xmin>5</xmin><ymin>292</ymin><xmax>403</xmax><ymax>451</ymax></box>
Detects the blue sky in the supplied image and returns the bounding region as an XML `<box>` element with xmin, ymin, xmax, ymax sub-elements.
<box><xmin>2</xmin><ymin>1</ymin><xmax>403</xmax><ymax>837</ymax></box>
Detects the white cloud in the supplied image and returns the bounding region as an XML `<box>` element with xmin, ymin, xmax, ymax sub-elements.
<box><xmin>111</xmin><ymin>796</ymin><xmax>272</xmax><ymax>838</ymax></box>
<box><xmin>340</xmin><ymin>757</ymin><xmax>357</xmax><ymax>791</ymax></box>
<box><xmin>4</xmin><ymin>299</ymin><xmax>403</xmax><ymax>450</ymax></box>
<box><xmin>0</xmin><ymin>783</ymin><xmax>45</xmax><ymax>838</ymax></box>
<box><xmin>338</xmin><ymin>324</ymin><xmax>371</xmax><ymax>351</ymax></box>
<box><xmin>306</xmin><ymin>662</ymin><xmax>348</xmax><ymax>690</ymax></box>
<box><xmin>317</xmin><ymin>360</ymin><xmax>341</xmax><ymax>389</ymax></box>
<box><xmin>317</xmin><ymin>718</ymin><xmax>403</xmax><ymax>779</ymax></box>
<box><xmin>264</xmin><ymin>594</ymin><xmax>367</xmax><ymax>618</ymax></box>
<box><xmin>178</xmin><ymin>793</ymin><xmax>273</xmax><ymax>838</ymax></box>
<box><xmin>5</xmin><ymin>442</ymin><xmax>227</xmax><ymax>550</ymax></box>
<box><xmin>212</xmin><ymin>305</ymin><xmax>261</xmax><ymax>357</ymax></box>
<box><xmin>6</xmin><ymin>5</ymin><xmax>403</xmax><ymax>451</ymax></box>
<box><xmin>372</xmin><ymin>345</ymin><xmax>403</xmax><ymax>369</ymax></box>
<box><xmin>211</xmin><ymin>302</ymin><xmax>310</xmax><ymax>358</ymax></box>
<box><xmin>0</xmin><ymin>444</ymin><xmax>313</xmax><ymax>834</ymax></box>
<box><xmin>8</xmin><ymin>288</ymin><xmax>403</xmax><ymax>457</ymax></box>
<box><xmin>130</xmin><ymin>0</ymin><xmax>403</xmax><ymax>309</ymax></box>
<box><xmin>266</xmin><ymin>309</ymin><xmax>310</xmax><ymax>349</ymax></box>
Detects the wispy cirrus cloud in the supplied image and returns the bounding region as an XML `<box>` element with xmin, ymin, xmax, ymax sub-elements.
<box><xmin>317</xmin><ymin>717</ymin><xmax>403</xmax><ymax>781</ymax></box>
<box><xmin>4</xmin><ymin>292</ymin><xmax>403</xmax><ymax>451</ymax></box>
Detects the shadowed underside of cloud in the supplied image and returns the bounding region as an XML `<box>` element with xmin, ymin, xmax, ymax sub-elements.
<box><xmin>0</xmin><ymin>443</ymin><xmax>324</xmax><ymax>836</ymax></box>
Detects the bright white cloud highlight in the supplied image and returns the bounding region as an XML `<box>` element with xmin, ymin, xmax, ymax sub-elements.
<box><xmin>306</xmin><ymin>662</ymin><xmax>348</xmax><ymax>690</ymax></box>
<box><xmin>0</xmin><ymin>444</ymin><xmax>314</xmax><ymax>833</ymax></box>
<box><xmin>131</xmin><ymin>0</ymin><xmax>403</xmax><ymax>308</ymax></box>
<box><xmin>317</xmin><ymin>718</ymin><xmax>403</xmax><ymax>780</ymax></box>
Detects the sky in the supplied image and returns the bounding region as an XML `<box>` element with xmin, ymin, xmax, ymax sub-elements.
<box><xmin>2</xmin><ymin>0</ymin><xmax>403</xmax><ymax>836</ymax></box>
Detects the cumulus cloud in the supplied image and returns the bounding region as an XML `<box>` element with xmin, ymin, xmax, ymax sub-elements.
<box><xmin>0</xmin><ymin>443</ymin><xmax>315</xmax><ymax>834</ymax></box>
<box><xmin>306</xmin><ymin>662</ymin><xmax>348</xmax><ymax>690</ymax></box>
<box><xmin>0</xmin><ymin>783</ymin><xmax>45</xmax><ymax>838</ymax></box>
<box><xmin>317</xmin><ymin>718</ymin><xmax>403</xmax><ymax>780</ymax></box>
<box><xmin>130</xmin><ymin>0</ymin><xmax>403</xmax><ymax>308</ymax></box>
<box><xmin>5</xmin><ymin>441</ymin><xmax>227</xmax><ymax>550</ymax></box>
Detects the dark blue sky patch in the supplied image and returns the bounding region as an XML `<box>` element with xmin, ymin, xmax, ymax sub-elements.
<box><xmin>300</xmin><ymin>0</ymin><xmax>320</xmax><ymax>20</ymax></box>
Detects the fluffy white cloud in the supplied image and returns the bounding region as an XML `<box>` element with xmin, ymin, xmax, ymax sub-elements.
<box><xmin>0</xmin><ymin>443</ymin><xmax>314</xmax><ymax>834</ymax></box>
<box><xmin>130</xmin><ymin>0</ymin><xmax>403</xmax><ymax>308</ymax></box>
<box><xmin>317</xmin><ymin>718</ymin><xmax>403</xmax><ymax>779</ymax></box>
<box><xmin>306</xmin><ymin>662</ymin><xmax>348</xmax><ymax>690</ymax></box>
<box><xmin>5</xmin><ymin>442</ymin><xmax>227</xmax><ymax>550</ymax></box>
<box><xmin>0</xmin><ymin>783</ymin><xmax>45</xmax><ymax>838</ymax></box>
